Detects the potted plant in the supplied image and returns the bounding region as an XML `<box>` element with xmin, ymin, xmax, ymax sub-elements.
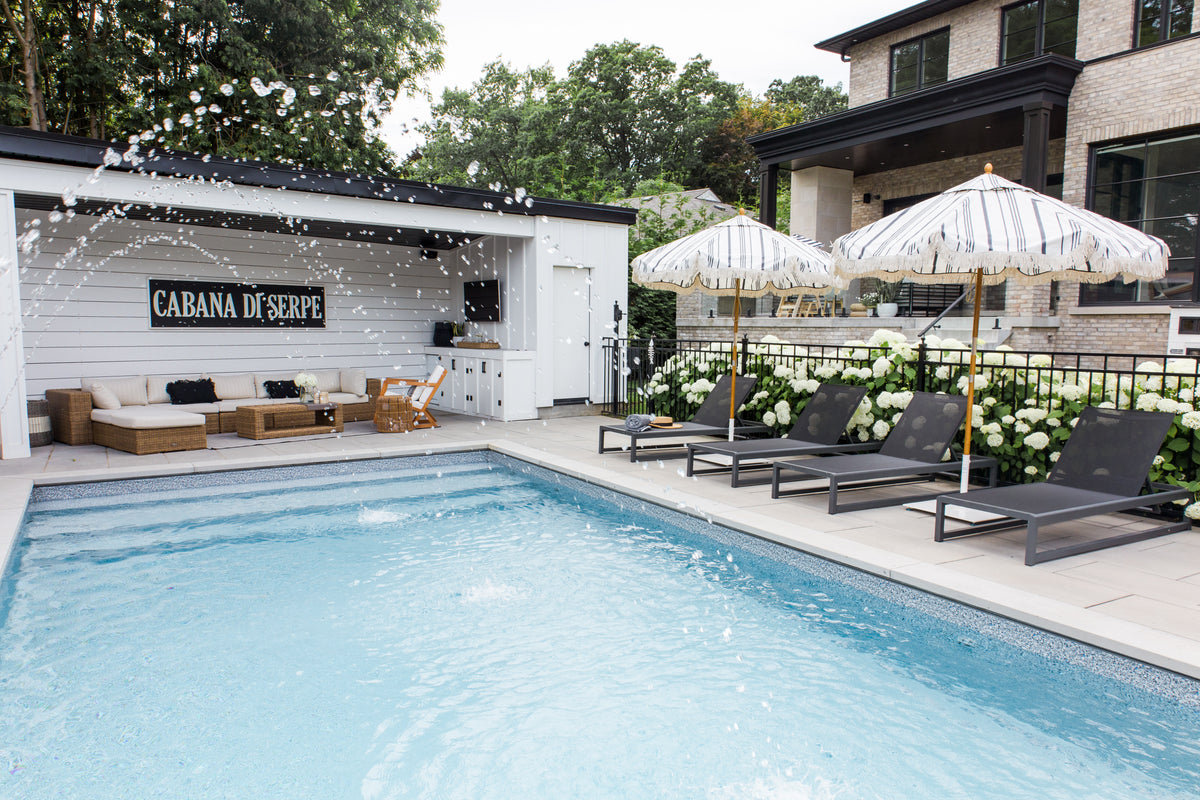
<box><xmin>872</xmin><ymin>280</ymin><xmax>901</xmax><ymax>318</ymax></box>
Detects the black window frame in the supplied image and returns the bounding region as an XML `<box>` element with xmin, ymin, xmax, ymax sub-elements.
<box><xmin>1000</xmin><ymin>0</ymin><xmax>1080</xmax><ymax>65</ymax></box>
<box><xmin>1134</xmin><ymin>0</ymin><xmax>1195</xmax><ymax>47</ymax></box>
<box><xmin>888</xmin><ymin>27</ymin><xmax>951</xmax><ymax>98</ymax></box>
<box><xmin>1081</xmin><ymin>129</ymin><xmax>1200</xmax><ymax>306</ymax></box>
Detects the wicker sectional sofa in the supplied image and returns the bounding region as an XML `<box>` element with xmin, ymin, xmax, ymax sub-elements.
<box><xmin>46</xmin><ymin>369</ymin><xmax>381</xmax><ymax>455</ymax></box>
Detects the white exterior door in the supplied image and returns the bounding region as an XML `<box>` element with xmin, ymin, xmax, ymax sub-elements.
<box><xmin>552</xmin><ymin>266</ymin><xmax>592</xmax><ymax>402</ymax></box>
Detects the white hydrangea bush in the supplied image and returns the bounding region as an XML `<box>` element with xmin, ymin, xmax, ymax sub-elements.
<box><xmin>630</xmin><ymin>329</ymin><xmax>1200</xmax><ymax>507</ymax></box>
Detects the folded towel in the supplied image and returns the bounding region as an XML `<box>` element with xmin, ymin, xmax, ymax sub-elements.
<box><xmin>624</xmin><ymin>414</ymin><xmax>654</xmax><ymax>432</ymax></box>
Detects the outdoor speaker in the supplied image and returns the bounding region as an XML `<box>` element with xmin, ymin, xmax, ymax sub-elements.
<box><xmin>433</xmin><ymin>321</ymin><xmax>454</xmax><ymax>347</ymax></box>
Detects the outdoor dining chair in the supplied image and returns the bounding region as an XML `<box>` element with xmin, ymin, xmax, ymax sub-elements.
<box><xmin>598</xmin><ymin>374</ymin><xmax>769</xmax><ymax>462</ymax></box>
<box><xmin>685</xmin><ymin>383</ymin><xmax>880</xmax><ymax>486</ymax></box>
<box><xmin>770</xmin><ymin>392</ymin><xmax>998</xmax><ymax>513</ymax></box>
<box><xmin>933</xmin><ymin>406</ymin><xmax>1191</xmax><ymax>565</ymax></box>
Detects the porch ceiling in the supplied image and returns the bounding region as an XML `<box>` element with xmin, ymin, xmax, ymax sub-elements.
<box><xmin>15</xmin><ymin>192</ymin><xmax>476</xmax><ymax>250</ymax></box>
<box><xmin>749</xmin><ymin>54</ymin><xmax>1082</xmax><ymax>177</ymax></box>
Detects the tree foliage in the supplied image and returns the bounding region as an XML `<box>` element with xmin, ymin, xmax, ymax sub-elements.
<box><xmin>408</xmin><ymin>41</ymin><xmax>744</xmax><ymax>201</ymax></box>
<box><xmin>0</xmin><ymin>0</ymin><xmax>444</xmax><ymax>174</ymax></box>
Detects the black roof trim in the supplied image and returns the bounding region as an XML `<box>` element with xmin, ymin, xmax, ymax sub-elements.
<box><xmin>816</xmin><ymin>0</ymin><xmax>974</xmax><ymax>56</ymax></box>
<box><xmin>748</xmin><ymin>54</ymin><xmax>1082</xmax><ymax>166</ymax></box>
<box><xmin>0</xmin><ymin>126</ymin><xmax>638</xmax><ymax>226</ymax></box>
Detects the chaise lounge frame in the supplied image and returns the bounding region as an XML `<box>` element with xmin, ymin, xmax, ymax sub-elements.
<box><xmin>770</xmin><ymin>392</ymin><xmax>998</xmax><ymax>513</ymax></box>
<box><xmin>933</xmin><ymin>406</ymin><xmax>1191</xmax><ymax>565</ymax></box>
<box><xmin>598</xmin><ymin>374</ymin><xmax>769</xmax><ymax>462</ymax></box>
<box><xmin>685</xmin><ymin>384</ymin><xmax>880</xmax><ymax>486</ymax></box>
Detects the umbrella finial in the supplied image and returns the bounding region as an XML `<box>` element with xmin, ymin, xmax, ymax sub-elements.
<box><xmin>738</xmin><ymin>208</ymin><xmax>746</xmax><ymax>216</ymax></box>
<box><xmin>984</xmin><ymin>163</ymin><xmax>993</xmax><ymax>174</ymax></box>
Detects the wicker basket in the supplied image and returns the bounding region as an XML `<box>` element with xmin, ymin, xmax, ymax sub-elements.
<box><xmin>28</xmin><ymin>398</ymin><xmax>52</xmax><ymax>447</ymax></box>
<box><xmin>374</xmin><ymin>395</ymin><xmax>414</xmax><ymax>433</ymax></box>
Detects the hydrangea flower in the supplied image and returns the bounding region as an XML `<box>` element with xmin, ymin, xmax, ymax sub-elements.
<box><xmin>1180</xmin><ymin>411</ymin><xmax>1200</xmax><ymax>430</ymax></box>
<box><xmin>1023</xmin><ymin>431</ymin><xmax>1050</xmax><ymax>450</ymax></box>
<box><xmin>986</xmin><ymin>433</ymin><xmax>1003</xmax><ymax>448</ymax></box>
<box><xmin>1024</xmin><ymin>465</ymin><xmax>1040</xmax><ymax>475</ymax></box>
<box><xmin>1186</xmin><ymin>503</ymin><xmax>1200</xmax><ymax>521</ymax></box>
<box><xmin>763</xmin><ymin>411</ymin><xmax>777</xmax><ymax>427</ymax></box>
<box><xmin>872</xmin><ymin>419</ymin><xmax>890</xmax><ymax>439</ymax></box>
<box><xmin>774</xmin><ymin>400</ymin><xmax>792</xmax><ymax>428</ymax></box>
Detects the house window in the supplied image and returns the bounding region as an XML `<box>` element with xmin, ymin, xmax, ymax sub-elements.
<box><xmin>1082</xmin><ymin>131</ymin><xmax>1200</xmax><ymax>304</ymax></box>
<box><xmin>889</xmin><ymin>29</ymin><xmax>950</xmax><ymax>96</ymax></box>
<box><xmin>1136</xmin><ymin>0</ymin><xmax>1194</xmax><ymax>47</ymax></box>
<box><xmin>1001</xmin><ymin>0</ymin><xmax>1079</xmax><ymax>65</ymax></box>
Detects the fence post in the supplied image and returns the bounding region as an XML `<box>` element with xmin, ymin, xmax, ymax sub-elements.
<box><xmin>740</xmin><ymin>334</ymin><xmax>750</xmax><ymax>374</ymax></box>
<box><xmin>916</xmin><ymin>338</ymin><xmax>928</xmax><ymax>392</ymax></box>
<box><xmin>607</xmin><ymin>338</ymin><xmax>619</xmax><ymax>415</ymax></box>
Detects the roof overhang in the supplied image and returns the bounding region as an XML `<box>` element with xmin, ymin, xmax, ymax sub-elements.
<box><xmin>816</xmin><ymin>0</ymin><xmax>975</xmax><ymax>56</ymax></box>
<box><xmin>0</xmin><ymin>126</ymin><xmax>637</xmax><ymax>249</ymax></box>
<box><xmin>748</xmin><ymin>55</ymin><xmax>1083</xmax><ymax>177</ymax></box>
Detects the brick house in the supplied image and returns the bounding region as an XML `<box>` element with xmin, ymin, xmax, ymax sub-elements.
<box><xmin>734</xmin><ymin>0</ymin><xmax>1200</xmax><ymax>353</ymax></box>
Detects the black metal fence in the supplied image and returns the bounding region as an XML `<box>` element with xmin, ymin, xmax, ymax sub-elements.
<box><xmin>602</xmin><ymin>334</ymin><xmax>1200</xmax><ymax>489</ymax></box>
<box><xmin>602</xmin><ymin>335</ymin><xmax>1200</xmax><ymax>420</ymax></box>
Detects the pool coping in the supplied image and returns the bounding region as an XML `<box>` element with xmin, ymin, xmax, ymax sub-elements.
<box><xmin>4</xmin><ymin>440</ymin><xmax>1200</xmax><ymax>681</ymax></box>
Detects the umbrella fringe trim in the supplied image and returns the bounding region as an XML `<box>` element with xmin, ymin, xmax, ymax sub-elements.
<box><xmin>830</xmin><ymin>249</ymin><xmax>1166</xmax><ymax>286</ymax></box>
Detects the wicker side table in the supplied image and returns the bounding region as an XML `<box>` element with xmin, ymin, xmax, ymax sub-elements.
<box><xmin>374</xmin><ymin>395</ymin><xmax>414</xmax><ymax>432</ymax></box>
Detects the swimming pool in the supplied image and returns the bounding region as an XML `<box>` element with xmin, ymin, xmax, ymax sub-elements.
<box><xmin>2</xmin><ymin>453</ymin><xmax>1199</xmax><ymax>798</ymax></box>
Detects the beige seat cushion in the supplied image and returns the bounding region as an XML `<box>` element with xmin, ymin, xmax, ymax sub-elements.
<box><xmin>91</xmin><ymin>406</ymin><xmax>206</xmax><ymax>429</ymax></box>
<box><xmin>216</xmin><ymin>398</ymin><xmax>280</xmax><ymax>412</ymax></box>
<box><xmin>207</xmin><ymin>373</ymin><xmax>257</xmax><ymax>401</ymax></box>
<box><xmin>90</xmin><ymin>376</ymin><xmax>148</xmax><ymax>406</ymax></box>
<box><xmin>327</xmin><ymin>391</ymin><xmax>367</xmax><ymax>404</ymax></box>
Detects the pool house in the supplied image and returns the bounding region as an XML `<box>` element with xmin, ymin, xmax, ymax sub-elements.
<box><xmin>0</xmin><ymin>125</ymin><xmax>636</xmax><ymax>460</ymax></box>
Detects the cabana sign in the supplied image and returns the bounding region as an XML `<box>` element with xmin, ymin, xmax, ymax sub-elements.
<box><xmin>148</xmin><ymin>279</ymin><xmax>325</xmax><ymax>328</ymax></box>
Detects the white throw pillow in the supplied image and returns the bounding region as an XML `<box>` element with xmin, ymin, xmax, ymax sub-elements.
<box><xmin>93</xmin><ymin>376</ymin><xmax>147</xmax><ymax>406</ymax></box>
<box><xmin>207</xmin><ymin>372</ymin><xmax>257</xmax><ymax>400</ymax></box>
<box><xmin>88</xmin><ymin>382</ymin><xmax>121</xmax><ymax>410</ymax></box>
<box><xmin>340</xmin><ymin>368</ymin><xmax>367</xmax><ymax>396</ymax></box>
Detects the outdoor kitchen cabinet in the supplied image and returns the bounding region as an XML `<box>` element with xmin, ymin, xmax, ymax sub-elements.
<box><xmin>424</xmin><ymin>348</ymin><xmax>537</xmax><ymax>421</ymax></box>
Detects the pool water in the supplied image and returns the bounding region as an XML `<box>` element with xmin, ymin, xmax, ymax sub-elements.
<box><xmin>2</xmin><ymin>456</ymin><xmax>1199</xmax><ymax>799</ymax></box>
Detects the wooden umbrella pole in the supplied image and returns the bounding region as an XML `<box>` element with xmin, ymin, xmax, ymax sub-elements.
<box><xmin>960</xmin><ymin>266</ymin><xmax>983</xmax><ymax>493</ymax></box>
<box><xmin>728</xmin><ymin>279</ymin><xmax>741</xmax><ymax>441</ymax></box>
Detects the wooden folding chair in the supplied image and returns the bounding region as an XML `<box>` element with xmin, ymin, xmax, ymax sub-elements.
<box><xmin>380</xmin><ymin>364</ymin><xmax>446</xmax><ymax>429</ymax></box>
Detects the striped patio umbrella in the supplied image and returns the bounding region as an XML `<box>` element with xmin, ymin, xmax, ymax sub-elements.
<box><xmin>830</xmin><ymin>164</ymin><xmax>1170</xmax><ymax>491</ymax></box>
<box><xmin>632</xmin><ymin>211</ymin><xmax>839</xmax><ymax>439</ymax></box>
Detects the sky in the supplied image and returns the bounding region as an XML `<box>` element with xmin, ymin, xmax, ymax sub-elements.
<box><xmin>382</xmin><ymin>0</ymin><xmax>915</xmax><ymax>156</ymax></box>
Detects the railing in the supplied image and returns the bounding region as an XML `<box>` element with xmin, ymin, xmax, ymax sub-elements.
<box><xmin>604</xmin><ymin>335</ymin><xmax>1200</xmax><ymax>416</ymax></box>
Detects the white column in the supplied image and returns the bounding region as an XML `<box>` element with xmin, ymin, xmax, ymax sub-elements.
<box><xmin>790</xmin><ymin>166</ymin><xmax>854</xmax><ymax>245</ymax></box>
<box><xmin>0</xmin><ymin>190</ymin><xmax>30</xmax><ymax>460</ymax></box>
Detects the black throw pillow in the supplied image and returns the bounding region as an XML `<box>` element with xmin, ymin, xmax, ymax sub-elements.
<box><xmin>264</xmin><ymin>379</ymin><xmax>302</xmax><ymax>399</ymax></box>
<box><xmin>166</xmin><ymin>378</ymin><xmax>218</xmax><ymax>405</ymax></box>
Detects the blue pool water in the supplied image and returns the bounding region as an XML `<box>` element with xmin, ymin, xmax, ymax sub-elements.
<box><xmin>2</xmin><ymin>454</ymin><xmax>1199</xmax><ymax>799</ymax></box>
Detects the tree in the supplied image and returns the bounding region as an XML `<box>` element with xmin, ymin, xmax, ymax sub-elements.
<box><xmin>557</xmin><ymin>42</ymin><xmax>739</xmax><ymax>196</ymax></box>
<box><xmin>407</xmin><ymin>61</ymin><xmax>569</xmax><ymax>195</ymax></box>
<box><xmin>614</xmin><ymin>179</ymin><xmax>729</xmax><ymax>340</ymax></box>
<box><xmin>0</xmin><ymin>0</ymin><xmax>445</xmax><ymax>174</ymax></box>
<box><xmin>408</xmin><ymin>41</ymin><xmax>741</xmax><ymax>201</ymax></box>
<box><xmin>765</xmin><ymin>75</ymin><xmax>848</xmax><ymax>120</ymax></box>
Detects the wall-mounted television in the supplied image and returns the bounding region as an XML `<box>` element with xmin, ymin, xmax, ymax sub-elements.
<box><xmin>464</xmin><ymin>279</ymin><xmax>502</xmax><ymax>322</ymax></box>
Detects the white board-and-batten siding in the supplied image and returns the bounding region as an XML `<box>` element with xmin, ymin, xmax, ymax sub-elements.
<box><xmin>17</xmin><ymin>211</ymin><xmax>466</xmax><ymax>395</ymax></box>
